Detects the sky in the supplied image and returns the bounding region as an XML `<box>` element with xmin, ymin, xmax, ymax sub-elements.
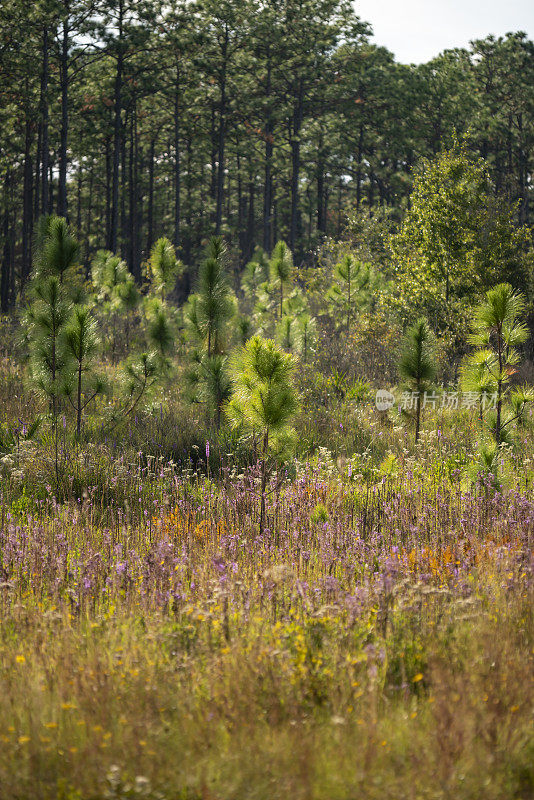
<box><xmin>354</xmin><ymin>0</ymin><xmax>534</xmax><ymax>63</ymax></box>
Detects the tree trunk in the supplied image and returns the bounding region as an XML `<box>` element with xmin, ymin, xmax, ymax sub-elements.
<box><xmin>76</xmin><ymin>169</ymin><xmax>82</xmax><ymax>238</ymax></box>
<box><xmin>209</xmin><ymin>105</ymin><xmax>217</xmax><ymax>205</ymax></box>
<box><xmin>147</xmin><ymin>137</ymin><xmax>155</xmax><ymax>253</ymax></box>
<box><xmin>128</xmin><ymin>105</ymin><xmax>140</xmax><ymax>281</ymax></box>
<box><xmin>34</xmin><ymin>122</ymin><xmax>42</xmax><ymax>228</ymax></box>
<box><xmin>289</xmin><ymin>82</ymin><xmax>303</xmax><ymax>257</ymax></box>
<box><xmin>316</xmin><ymin>134</ymin><xmax>325</xmax><ymax>234</ymax></box>
<box><xmin>58</xmin><ymin>15</ymin><xmax>69</xmax><ymax>219</ymax></box>
<box><xmin>49</xmin><ymin>159</ymin><xmax>54</xmax><ymax>212</ymax></box>
<box><xmin>109</xmin><ymin>0</ymin><xmax>124</xmax><ymax>252</ymax></box>
<box><xmin>22</xmin><ymin>114</ymin><xmax>34</xmax><ymax>288</ymax></box>
<box><xmin>174</xmin><ymin>63</ymin><xmax>181</xmax><ymax>250</ymax></box>
<box><xmin>215</xmin><ymin>29</ymin><xmax>229</xmax><ymax>236</ymax></box>
<box><xmin>120</xmin><ymin>112</ymin><xmax>127</xmax><ymax>260</ymax></box>
<box><xmin>336</xmin><ymin>176</ymin><xmax>342</xmax><ymax>238</ymax></box>
<box><xmin>1</xmin><ymin>171</ymin><xmax>11</xmax><ymax>312</ymax></box>
<box><xmin>496</xmin><ymin>323</ymin><xmax>503</xmax><ymax>444</ymax></box>
<box><xmin>85</xmin><ymin>157</ymin><xmax>94</xmax><ymax>278</ymax></box>
<box><xmin>262</xmin><ymin>57</ymin><xmax>273</xmax><ymax>254</ymax></box>
<box><xmin>236</xmin><ymin>150</ymin><xmax>244</xmax><ymax>254</ymax></box>
<box><xmin>245</xmin><ymin>175</ymin><xmax>255</xmax><ymax>263</ymax></box>
<box><xmin>40</xmin><ymin>25</ymin><xmax>50</xmax><ymax>217</ymax></box>
<box><xmin>415</xmin><ymin>387</ymin><xmax>421</xmax><ymax>442</ymax></box>
<box><xmin>356</xmin><ymin>121</ymin><xmax>364</xmax><ymax>210</ymax></box>
<box><xmin>105</xmin><ymin>136</ymin><xmax>112</xmax><ymax>247</ymax></box>
<box><xmin>263</xmin><ymin>131</ymin><xmax>273</xmax><ymax>254</ymax></box>
<box><xmin>184</xmin><ymin>135</ymin><xmax>192</xmax><ymax>264</ymax></box>
<box><xmin>76</xmin><ymin>361</ymin><xmax>82</xmax><ymax>438</ymax></box>
<box><xmin>259</xmin><ymin>429</ymin><xmax>269</xmax><ymax>535</ymax></box>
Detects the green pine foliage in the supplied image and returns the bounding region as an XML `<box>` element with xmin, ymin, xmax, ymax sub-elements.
<box><xmin>198</xmin><ymin>354</ymin><xmax>232</xmax><ymax>430</ymax></box>
<box><xmin>327</xmin><ymin>254</ymin><xmax>373</xmax><ymax>333</ymax></box>
<box><xmin>269</xmin><ymin>241</ymin><xmax>294</xmax><ymax>320</ymax></box>
<box><xmin>148</xmin><ymin>238</ymin><xmax>182</xmax><ymax>301</ymax></box>
<box><xmin>27</xmin><ymin>275</ymin><xmax>72</xmax><ymax>414</ymax></box>
<box><xmin>295</xmin><ymin>313</ymin><xmax>317</xmax><ymax>364</ymax></box>
<box><xmin>184</xmin><ymin>237</ymin><xmax>235</xmax><ymax>426</ymax></box>
<box><xmin>241</xmin><ymin>248</ymin><xmax>270</xmax><ymax>308</ymax></box>
<box><xmin>145</xmin><ymin>297</ymin><xmax>175</xmax><ymax>361</ymax></box>
<box><xmin>63</xmin><ymin>305</ymin><xmax>106</xmax><ymax>437</ymax></box>
<box><xmin>398</xmin><ymin>318</ymin><xmax>438</xmax><ymax>442</ymax></box>
<box><xmin>91</xmin><ymin>250</ymin><xmax>139</xmax><ymax>361</ymax></box>
<box><xmin>275</xmin><ymin>315</ymin><xmax>296</xmax><ymax>353</ymax></box>
<box><xmin>34</xmin><ymin>216</ymin><xmax>79</xmax><ymax>285</ymax></box>
<box><xmin>194</xmin><ymin>237</ymin><xmax>235</xmax><ymax>357</ymax></box>
<box><xmin>461</xmin><ymin>283</ymin><xmax>534</xmax><ymax>448</ymax></box>
<box><xmin>228</xmin><ymin>335</ymin><xmax>299</xmax><ymax>531</ymax></box>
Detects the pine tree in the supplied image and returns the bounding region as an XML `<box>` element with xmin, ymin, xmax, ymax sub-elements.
<box><xmin>461</xmin><ymin>283</ymin><xmax>534</xmax><ymax>446</ymax></box>
<box><xmin>91</xmin><ymin>250</ymin><xmax>130</xmax><ymax>300</ymax></box>
<box><xmin>228</xmin><ymin>336</ymin><xmax>299</xmax><ymax>533</ymax></box>
<box><xmin>184</xmin><ymin>237</ymin><xmax>235</xmax><ymax>427</ymax></box>
<box><xmin>28</xmin><ymin>276</ymin><xmax>72</xmax><ymax>417</ymax></box>
<box><xmin>63</xmin><ymin>305</ymin><xmax>105</xmax><ymax>437</ymax></box>
<box><xmin>327</xmin><ymin>254</ymin><xmax>372</xmax><ymax>333</ymax></box>
<box><xmin>27</xmin><ymin>275</ymin><xmax>72</xmax><ymax>494</ymax></box>
<box><xmin>269</xmin><ymin>241</ymin><xmax>293</xmax><ymax>320</ymax></box>
<box><xmin>121</xmin><ymin>352</ymin><xmax>161</xmax><ymax>418</ymax></box>
<box><xmin>145</xmin><ymin>297</ymin><xmax>175</xmax><ymax>361</ymax></box>
<box><xmin>241</xmin><ymin>247</ymin><xmax>270</xmax><ymax>307</ymax></box>
<box><xmin>199</xmin><ymin>354</ymin><xmax>232</xmax><ymax>430</ymax></box>
<box><xmin>35</xmin><ymin>215</ymin><xmax>79</xmax><ymax>285</ymax></box>
<box><xmin>27</xmin><ymin>216</ymin><xmax>81</xmax><ymax>492</ymax></box>
<box><xmin>399</xmin><ymin>318</ymin><xmax>437</xmax><ymax>442</ymax></box>
<box><xmin>275</xmin><ymin>315</ymin><xmax>296</xmax><ymax>352</ymax></box>
<box><xmin>195</xmin><ymin>236</ymin><xmax>235</xmax><ymax>356</ymax></box>
<box><xmin>236</xmin><ymin>315</ymin><xmax>253</xmax><ymax>345</ymax></box>
<box><xmin>91</xmin><ymin>250</ymin><xmax>139</xmax><ymax>361</ymax></box>
<box><xmin>148</xmin><ymin>237</ymin><xmax>182</xmax><ymax>301</ymax></box>
<box><xmin>295</xmin><ymin>313</ymin><xmax>317</xmax><ymax>363</ymax></box>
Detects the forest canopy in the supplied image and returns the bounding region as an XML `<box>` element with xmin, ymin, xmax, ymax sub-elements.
<box><xmin>0</xmin><ymin>0</ymin><xmax>533</xmax><ymax>308</ymax></box>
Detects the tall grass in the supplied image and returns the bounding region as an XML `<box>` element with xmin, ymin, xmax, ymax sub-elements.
<box><xmin>0</xmin><ymin>464</ymin><xmax>532</xmax><ymax>799</ymax></box>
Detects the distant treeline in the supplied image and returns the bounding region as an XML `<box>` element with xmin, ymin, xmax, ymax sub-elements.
<box><xmin>0</xmin><ymin>0</ymin><xmax>533</xmax><ymax>309</ymax></box>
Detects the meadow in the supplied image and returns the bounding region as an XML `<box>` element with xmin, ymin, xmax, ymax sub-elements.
<box><xmin>0</xmin><ymin>342</ymin><xmax>533</xmax><ymax>799</ymax></box>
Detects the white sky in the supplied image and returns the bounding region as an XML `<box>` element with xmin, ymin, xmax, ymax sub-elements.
<box><xmin>354</xmin><ymin>0</ymin><xmax>534</xmax><ymax>63</ymax></box>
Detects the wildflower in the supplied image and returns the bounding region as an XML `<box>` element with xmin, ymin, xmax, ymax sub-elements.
<box><xmin>15</xmin><ymin>655</ymin><xmax>25</xmax><ymax>664</ymax></box>
<box><xmin>412</xmin><ymin>673</ymin><xmax>424</xmax><ymax>682</ymax></box>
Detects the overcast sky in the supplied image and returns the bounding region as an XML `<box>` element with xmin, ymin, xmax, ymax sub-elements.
<box><xmin>354</xmin><ymin>0</ymin><xmax>534</xmax><ymax>63</ymax></box>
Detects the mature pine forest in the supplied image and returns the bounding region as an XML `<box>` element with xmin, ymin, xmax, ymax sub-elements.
<box><xmin>1</xmin><ymin>0</ymin><xmax>533</xmax><ymax>307</ymax></box>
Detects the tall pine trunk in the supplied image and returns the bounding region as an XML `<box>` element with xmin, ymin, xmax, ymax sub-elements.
<box><xmin>1</xmin><ymin>170</ymin><xmax>11</xmax><ymax>312</ymax></box>
<box><xmin>174</xmin><ymin>63</ymin><xmax>181</xmax><ymax>250</ymax></box>
<box><xmin>262</xmin><ymin>57</ymin><xmax>273</xmax><ymax>254</ymax></box>
<box><xmin>109</xmin><ymin>0</ymin><xmax>124</xmax><ymax>252</ymax></box>
<box><xmin>58</xmin><ymin>16</ymin><xmax>69</xmax><ymax>219</ymax></box>
<box><xmin>22</xmin><ymin>114</ymin><xmax>34</xmax><ymax>288</ymax></box>
<box><xmin>215</xmin><ymin>25</ymin><xmax>229</xmax><ymax>235</ymax></box>
<box><xmin>40</xmin><ymin>26</ymin><xmax>50</xmax><ymax>217</ymax></box>
<box><xmin>316</xmin><ymin>132</ymin><xmax>325</xmax><ymax>234</ymax></box>
<box><xmin>289</xmin><ymin>81</ymin><xmax>303</xmax><ymax>258</ymax></box>
<box><xmin>147</xmin><ymin>137</ymin><xmax>155</xmax><ymax>253</ymax></box>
